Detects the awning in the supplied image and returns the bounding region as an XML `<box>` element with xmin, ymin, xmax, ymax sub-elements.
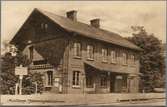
<box><xmin>84</xmin><ymin>61</ymin><xmax>140</xmax><ymax>75</ymax></box>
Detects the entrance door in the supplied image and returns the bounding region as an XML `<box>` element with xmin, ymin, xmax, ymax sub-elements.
<box><xmin>114</xmin><ymin>75</ymin><xmax>123</xmax><ymax>93</ymax></box>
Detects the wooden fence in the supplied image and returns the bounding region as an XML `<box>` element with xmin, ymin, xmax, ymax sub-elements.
<box><xmin>0</xmin><ymin>93</ymin><xmax>165</xmax><ymax>105</ymax></box>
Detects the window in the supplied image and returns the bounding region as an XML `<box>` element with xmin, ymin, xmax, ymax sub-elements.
<box><xmin>73</xmin><ymin>42</ymin><xmax>81</xmax><ymax>58</ymax></box>
<box><xmin>86</xmin><ymin>74</ymin><xmax>93</xmax><ymax>88</ymax></box>
<box><xmin>102</xmin><ymin>48</ymin><xmax>108</xmax><ymax>62</ymax></box>
<box><xmin>100</xmin><ymin>73</ymin><xmax>107</xmax><ymax>88</ymax></box>
<box><xmin>41</xmin><ymin>23</ymin><xmax>48</xmax><ymax>30</ymax></box>
<box><xmin>29</xmin><ymin>46</ymin><xmax>33</xmax><ymax>61</ymax></box>
<box><xmin>111</xmin><ymin>50</ymin><xmax>116</xmax><ymax>63</ymax></box>
<box><xmin>122</xmin><ymin>53</ymin><xmax>127</xmax><ymax>65</ymax></box>
<box><xmin>44</xmin><ymin>23</ymin><xmax>48</xmax><ymax>29</ymax></box>
<box><xmin>131</xmin><ymin>54</ymin><xmax>135</xmax><ymax>64</ymax></box>
<box><xmin>72</xmin><ymin>71</ymin><xmax>80</xmax><ymax>87</ymax></box>
<box><xmin>41</xmin><ymin>23</ymin><xmax>44</xmax><ymax>29</ymax></box>
<box><xmin>87</xmin><ymin>45</ymin><xmax>94</xmax><ymax>60</ymax></box>
<box><xmin>128</xmin><ymin>54</ymin><xmax>135</xmax><ymax>65</ymax></box>
<box><xmin>116</xmin><ymin>50</ymin><xmax>120</xmax><ymax>63</ymax></box>
<box><xmin>47</xmin><ymin>71</ymin><xmax>53</xmax><ymax>86</ymax></box>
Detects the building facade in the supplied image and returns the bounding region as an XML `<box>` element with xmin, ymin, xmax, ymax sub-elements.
<box><xmin>10</xmin><ymin>8</ymin><xmax>142</xmax><ymax>94</ymax></box>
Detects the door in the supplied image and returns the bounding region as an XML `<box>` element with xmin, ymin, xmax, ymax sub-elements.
<box><xmin>114</xmin><ymin>75</ymin><xmax>123</xmax><ymax>93</ymax></box>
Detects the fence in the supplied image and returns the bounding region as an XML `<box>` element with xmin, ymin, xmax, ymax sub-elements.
<box><xmin>0</xmin><ymin>93</ymin><xmax>165</xmax><ymax>105</ymax></box>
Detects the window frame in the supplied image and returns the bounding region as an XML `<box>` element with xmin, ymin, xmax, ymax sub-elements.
<box><xmin>102</xmin><ymin>48</ymin><xmax>108</xmax><ymax>63</ymax></box>
<box><xmin>87</xmin><ymin>44</ymin><xmax>94</xmax><ymax>60</ymax></box>
<box><xmin>128</xmin><ymin>53</ymin><xmax>135</xmax><ymax>66</ymax></box>
<box><xmin>116</xmin><ymin>50</ymin><xmax>120</xmax><ymax>63</ymax></box>
<box><xmin>110</xmin><ymin>50</ymin><xmax>116</xmax><ymax>64</ymax></box>
<box><xmin>72</xmin><ymin>71</ymin><xmax>80</xmax><ymax>88</ymax></box>
<box><xmin>131</xmin><ymin>54</ymin><xmax>135</xmax><ymax>65</ymax></box>
<box><xmin>100</xmin><ymin>73</ymin><xmax>108</xmax><ymax>88</ymax></box>
<box><xmin>73</xmin><ymin>42</ymin><xmax>82</xmax><ymax>58</ymax></box>
<box><xmin>41</xmin><ymin>23</ymin><xmax>48</xmax><ymax>32</ymax></box>
<box><xmin>122</xmin><ymin>52</ymin><xmax>128</xmax><ymax>65</ymax></box>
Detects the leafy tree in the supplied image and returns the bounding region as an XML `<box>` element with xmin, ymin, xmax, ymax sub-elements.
<box><xmin>126</xmin><ymin>26</ymin><xmax>165</xmax><ymax>92</ymax></box>
<box><xmin>1</xmin><ymin>52</ymin><xmax>17</xmax><ymax>94</ymax></box>
<box><xmin>1</xmin><ymin>50</ymin><xmax>44</xmax><ymax>94</ymax></box>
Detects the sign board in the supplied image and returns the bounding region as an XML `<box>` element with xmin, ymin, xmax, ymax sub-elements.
<box><xmin>15</xmin><ymin>65</ymin><xmax>28</xmax><ymax>76</ymax></box>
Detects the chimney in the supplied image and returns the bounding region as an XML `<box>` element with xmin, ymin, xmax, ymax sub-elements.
<box><xmin>90</xmin><ymin>19</ymin><xmax>100</xmax><ymax>28</ymax></box>
<box><xmin>66</xmin><ymin>10</ymin><xmax>77</xmax><ymax>21</ymax></box>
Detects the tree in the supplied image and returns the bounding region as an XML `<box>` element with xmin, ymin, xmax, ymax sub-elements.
<box><xmin>1</xmin><ymin>50</ymin><xmax>44</xmax><ymax>94</ymax></box>
<box><xmin>1</xmin><ymin>52</ymin><xmax>17</xmax><ymax>94</ymax></box>
<box><xmin>127</xmin><ymin>26</ymin><xmax>165</xmax><ymax>92</ymax></box>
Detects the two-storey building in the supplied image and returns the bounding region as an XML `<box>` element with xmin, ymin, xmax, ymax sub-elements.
<box><xmin>10</xmin><ymin>8</ymin><xmax>142</xmax><ymax>94</ymax></box>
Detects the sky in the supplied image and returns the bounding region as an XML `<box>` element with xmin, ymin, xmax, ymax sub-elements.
<box><xmin>1</xmin><ymin>1</ymin><xmax>166</xmax><ymax>53</ymax></box>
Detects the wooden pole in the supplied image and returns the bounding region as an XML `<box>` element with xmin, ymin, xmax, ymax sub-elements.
<box><xmin>19</xmin><ymin>75</ymin><xmax>23</xmax><ymax>95</ymax></box>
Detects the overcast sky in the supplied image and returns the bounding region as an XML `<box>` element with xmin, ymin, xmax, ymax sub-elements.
<box><xmin>1</xmin><ymin>1</ymin><xmax>166</xmax><ymax>53</ymax></box>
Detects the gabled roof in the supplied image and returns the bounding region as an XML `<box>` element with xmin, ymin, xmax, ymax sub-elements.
<box><xmin>11</xmin><ymin>8</ymin><xmax>142</xmax><ymax>51</ymax></box>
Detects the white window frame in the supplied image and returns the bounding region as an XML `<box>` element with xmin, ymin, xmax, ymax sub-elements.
<box><xmin>131</xmin><ymin>54</ymin><xmax>135</xmax><ymax>65</ymax></box>
<box><xmin>129</xmin><ymin>54</ymin><xmax>135</xmax><ymax>65</ymax></box>
<box><xmin>111</xmin><ymin>50</ymin><xmax>116</xmax><ymax>63</ymax></box>
<box><xmin>116</xmin><ymin>50</ymin><xmax>120</xmax><ymax>63</ymax></box>
<box><xmin>73</xmin><ymin>42</ymin><xmax>81</xmax><ymax>58</ymax></box>
<box><xmin>87</xmin><ymin>45</ymin><xmax>94</xmax><ymax>60</ymax></box>
<box><xmin>122</xmin><ymin>52</ymin><xmax>127</xmax><ymax>65</ymax></box>
<box><xmin>72</xmin><ymin>71</ymin><xmax>80</xmax><ymax>88</ymax></box>
<box><xmin>102</xmin><ymin>48</ymin><xmax>108</xmax><ymax>62</ymax></box>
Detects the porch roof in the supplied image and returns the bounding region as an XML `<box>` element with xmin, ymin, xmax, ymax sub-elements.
<box><xmin>84</xmin><ymin>61</ymin><xmax>139</xmax><ymax>75</ymax></box>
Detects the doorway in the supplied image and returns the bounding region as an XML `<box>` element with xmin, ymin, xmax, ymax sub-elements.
<box><xmin>110</xmin><ymin>74</ymin><xmax>115</xmax><ymax>92</ymax></box>
<box><xmin>114</xmin><ymin>75</ymin><xmax>123</xmax><ymax>93</ymax></box>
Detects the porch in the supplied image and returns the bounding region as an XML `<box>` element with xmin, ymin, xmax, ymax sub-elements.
<box><xmin>83</xmin><ymin>62</ymin><xmax>139</xmax><ymax>94</ymax></box>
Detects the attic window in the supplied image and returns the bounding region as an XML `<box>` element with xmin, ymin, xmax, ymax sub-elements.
<box><xmin>41</xmin><ymin>23</ymin><xmax>48</xmax><ymax>29</ymax></box>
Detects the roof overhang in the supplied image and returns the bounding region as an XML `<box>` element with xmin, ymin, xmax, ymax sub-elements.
<box><xmin>84</xmin><ymin>61</ymin><xmax>140</xmax><ymax>75</ymax></box>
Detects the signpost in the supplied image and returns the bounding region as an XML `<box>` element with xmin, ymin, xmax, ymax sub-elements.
<box><xmin>15</xmin><ymin>65</ymin><xmax>28</xmax><ymax>95</ymax></box>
